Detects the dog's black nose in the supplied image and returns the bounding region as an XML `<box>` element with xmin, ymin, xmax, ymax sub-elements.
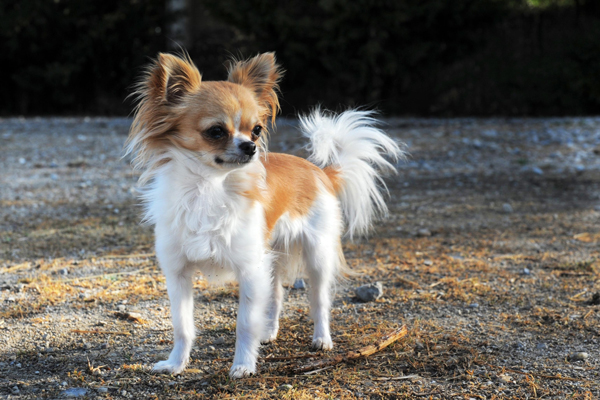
<box><xmin>239</xmin><ymin>141</ymin><xmax>256</xmax><ymax>156</ymax></box>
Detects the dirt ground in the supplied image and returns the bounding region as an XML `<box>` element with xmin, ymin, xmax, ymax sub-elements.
<box><xmin>1</xmin><ymin>116</ymin><xmax>599</xmax><ymax>399</ymax></box>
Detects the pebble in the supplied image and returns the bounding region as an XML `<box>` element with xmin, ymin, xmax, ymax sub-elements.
<box><xmin>60</xmin><ymin>268</ymin><xmax>68</xmax><ymax>275</ymax></box>
<box><xmin>423</xmin><ymin>260</ymin><xmax>433</xmax><ymax>266</ymax></box>
<box><xmin>514</xmin><ymin>341</ymin><xmax>526</xmax><ymax>350</ymax></box>
<box><xmin>570</xmin><ymin>352</ymin><xmax>589</xmax><ymax>361</ymax></box>
<box><xmin>523</xmin><ymin>268</ymin><xmax>531</xmax><ymax>275</ymax></box>
<box><xmin>97</xmin><ymin>387</ymin><xmax>108</xmax><ymax>393</ymax></box>
<box><xmin>469</xmin><ymin>303</ymin><xmax>479</xmax><ymax>308</ymax></box>
<box><xmin>11</xmin><ymin>386</ymin><xmax>19</xmax><ymax>395</ymax></box>
<box><xmin>61</xmin><ymin>387</ymin><xmax>88</xmax><ymax>397</ymax></box>
<box><xmin>279</xmin><ymin>384</ymin><xmax>293</xmax><ymax>391</ymax></box>
<box><xmin>536</xmin><ymin>343</ymin><xmax>548</xmax><ymax>350</ymax></box>
<box><xmin>498</xmin><ymin>374</ymin><xmax>512</xmax><ymax>383</ymax></box>
<box><xmin>355</xmin><ymin>282</ymin><xmax>383</xmax><ymax>302</ymax></box>
<box><xmin>214</xmin><ymin>337</ymin><xmax>225</xmax><ymax>345</ymax></box>
<box><xmin>416</xmin><ymin>228</ymin><xmax>431</xmax><ymax>237</ymax></box>
<box><xmin>292</xmin><ymin>278</ymin><xmax>306</xmax><ymax>290</ymax></box>
<box><xmin>502</xmin><ymin>203</ymin><xmax>513</xmax><ymax>213</ymax></box>
<box><xmin>117</xmin><ymin>304</ymin><xmax>127</xmax><ymax>311</ymax></box>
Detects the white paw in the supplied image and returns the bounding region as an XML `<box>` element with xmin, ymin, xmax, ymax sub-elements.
<box><xmin>261</xmin><ymin>329</ymin><xmax>278</xmax><ymax>344</ymax></box>
<box><xmin>152</xmin><ymin>359</ymin><xmax>188</xmax><ymax>375</ymax></box>
<box><xmin>312</xmin><ymin>336</ymin><xmax>333</xmax><ymax>351</ymax></box>
<box><xmin>229</xmin><ymin>363</ymin><xmax>256</xmax><ymax>379</ymax></box>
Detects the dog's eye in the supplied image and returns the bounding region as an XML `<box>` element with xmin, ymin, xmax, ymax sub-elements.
<box><xmin>251</xmin><ymin>125</ymin><xmax>262</xmax><ymax>139</ymax></box>
<box><xmin>206</xmin><ymin>126</ymin><xmax>227</xmax><ymax>139</ymax></box>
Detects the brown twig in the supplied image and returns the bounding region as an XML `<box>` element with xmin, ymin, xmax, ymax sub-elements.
<box><xmin>289</xmin><ymin>325</ymin><xmax>408</xmax><ymax>374</ymax></box>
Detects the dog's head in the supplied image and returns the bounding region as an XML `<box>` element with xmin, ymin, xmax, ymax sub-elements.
<box><xmin>127</xmin><ymin>52</ymin><xmax>282</xmax><ymax>176</ymax></box>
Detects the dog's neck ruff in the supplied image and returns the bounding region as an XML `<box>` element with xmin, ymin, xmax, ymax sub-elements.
<box><xmin>144</xmin><ymin>149</ymin><xmax>265</xmax><ymax>267</ymax></box>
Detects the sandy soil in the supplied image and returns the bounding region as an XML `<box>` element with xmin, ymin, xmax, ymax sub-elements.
<box><xmin>1</xmin><ymin>116</ymin><xmax>599</xmax><ymax>399</ymax></box>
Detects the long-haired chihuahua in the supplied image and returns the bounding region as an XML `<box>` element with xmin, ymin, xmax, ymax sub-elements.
<box><xmin>126</xmin><ymin>52</ymin><xmax>403</xmax><ymax>378</ymax></box>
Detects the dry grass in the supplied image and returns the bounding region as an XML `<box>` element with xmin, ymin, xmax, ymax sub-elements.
<box><xmin>2</xmin><ymin>118</ymin><xmax>600</xmax><ymax>398</ymax></box>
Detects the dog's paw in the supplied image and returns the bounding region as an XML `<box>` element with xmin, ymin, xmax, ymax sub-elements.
<box><xmin>312</xmin><ymin>336</ymin><xmax>333</xmax><ymax>351</ymax></box>
<box><xmin>229</xmin><ymin>363</ymin><xmax>255</xmax><ymax>379</ymax></box>
<box><xmin>261</xmin><ymin>329</ymin><xmax>279</xmax><ymax>344</ymax></box>
<box><xmin>152</xmin><ymin>359</ymin><xmax>187</xmax><ymax>375</ymax></box>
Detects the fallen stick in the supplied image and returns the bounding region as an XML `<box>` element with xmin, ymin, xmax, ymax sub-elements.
<box><xmin>290</xmin><ymin>325</ymin><xmax>408</xmax><ymax>374</ymax></box>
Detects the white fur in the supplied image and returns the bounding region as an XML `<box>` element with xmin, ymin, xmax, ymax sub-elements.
<box><xmin>300</xmin><ymin>108</ymin><xmax>405</xmax><ymax>238</ymax></box>
<box><xmin>134</xmin><ymin>109</ymin><xmax>401</xmax><ymax>379</ymax></box>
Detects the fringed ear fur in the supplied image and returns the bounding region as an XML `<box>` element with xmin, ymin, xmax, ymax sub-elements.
<box><xmin>227</xmin><ymin>52</ymin><xmax>283</xmax><ymax>123</ymax></box>
<box><xmin>126</xmin><ymin>53</ymin><xmax>202</xmax><ymax>183</ymax></box>
<box><xmin>147</xmin><ymin>53</ymin><xmax>202</xmax><ymax>105</ymax></box>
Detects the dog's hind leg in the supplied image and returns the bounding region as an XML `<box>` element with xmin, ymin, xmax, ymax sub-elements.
<box><xmin>304</xmin><ymin>240</ymin><xmax>338</xmax><ymax>350</ymax></box>
<box><xmin>262</xmin><ymin>264</ymin><xmax>284</xmax><ymax>343</ymax></box>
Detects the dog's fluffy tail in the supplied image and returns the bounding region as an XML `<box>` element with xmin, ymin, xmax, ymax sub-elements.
<box><xmin>300</xmin><ymin>108</ymin><xmax>405</xmax><ymax>238</ymax></box>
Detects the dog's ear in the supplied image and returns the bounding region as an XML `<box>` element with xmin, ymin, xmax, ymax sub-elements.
<box><xmin>146</xmin><ymin>53</ymin><xmax>202</xmax><ymax>105</ymax></box>
<box><xmin>227</xmin><ymin>52</ymin><xmax>283</xmax><ymax>122</ymax></box>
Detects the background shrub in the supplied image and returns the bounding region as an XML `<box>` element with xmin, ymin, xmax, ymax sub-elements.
<box><xmin>1</xmin><ymin>0</ymin><xmax>599</xmax><ymax>116</ymax></box>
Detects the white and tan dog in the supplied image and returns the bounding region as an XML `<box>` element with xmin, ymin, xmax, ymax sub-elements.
<box><xmin>126</xmin><ymin>52</ymin><xmax>402</xmax><ymax>378</ymax></box>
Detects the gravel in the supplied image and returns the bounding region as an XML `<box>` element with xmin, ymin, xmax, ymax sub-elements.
<box><xmin>2</xmin><ymin>116</ymin><xmax>600</xmax><ymax>398</ymax></box>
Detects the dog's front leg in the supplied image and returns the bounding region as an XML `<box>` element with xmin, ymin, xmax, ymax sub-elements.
<box><xmin>153</xmin><ymin>243</ymin><xmax>195</xmax><ymax>374</ymax></box>
<box><xmin>229</xmin><ymin>258</ymin><xmax>272</xmax><ymax>378</ymax></box>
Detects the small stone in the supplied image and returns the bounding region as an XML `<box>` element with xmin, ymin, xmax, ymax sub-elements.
<box><xmin>62</xmin><ymin>381</ymin><xmax>68</xmax><ymax>386</ymax></box>
<box><xmin>502</xmin><ymin>203</ymin><xmax>513</xmax><ymax>213</ymax></box>
<box><xmin>16</xmin><ymin>363</ymin><xmax>21</xmax><ymax>368</ymax></box>
<box><xmin>214</xmin><ymin>337</ymin><xmax>225</xmax><ymax>345</ymax></box>
<box><xmin>469</xmin><ymin>303</ymin><xmax>479</xmax><ymax>308</ymax></box>
<box><xmin>117</xmin><ymin>304</ymin><xmax>127</xmax><ymax>311</ymax></box>
<box><xmin>208</xmin><ymin>346</ymin><xmax>216</xmax><ymax>351</ymax></box>
<box><xmin>61</xmin><ymin>387</ymin><xmax>88</xmax><ymax>397</ymax></box>
<box><xmin>6</xmin><ymin>297</ymin><xmax>15</xmax><ymax>302</ymax></box>
<box><xmin>19</xmin><ymin>157</ymin><xmax>26</xmax><ymax>164</ymax></box>
<box><xmin>292</xmin><ymin>278</ymin><xmax>306</xmax><ymax>290</ymax></box>
<box><xmin>423</xmin><ymin>260</ymin><xmax>433</xmax><ymax>266</ymax></box>
<box><xmin>11</xmin><ymin>386</ymin><xmax>19</xmax><ymax>394</ymax></box>
<box><xmin>355</xmin><ymin>282</ymin><xmax>383</xmax><ymax>302</ymax></box>
<box><xmin>121</xmin><ymin>390</ymin><xmax>127</xmax><ymax>396</ymax></box>
<box><xmin>523</xmin><ymin>268</ymin><xmax>531</xmax><ymax>275</ymax></box>
<box><xmin>570</xmin><ymin>352</ymin><xmax>589</xmax><ymax>361</ymax></box>
<box><xmin>587</xmin><ymin>292</ymin><xmax>600</xmax><ymax>305</ymax></box>
<box><xmin>498</xmin><ymin>374</ymin><xmax>512</xmax><ymax>383</ymax></box>
<box><xmin>514</xmin><ymin>341</ymin><xmax>526</xmax><ymax>350</ymax></box>
<box><xmin>97</xmin><ymin>387</ymin><xmax>108</xmax><ymax>393</ymax></box>
<box><xmin>416</xmin><ymin>228</ymin><xmax>431</xmax><ymax>237</ymax></box>
<box><xmin>60</xmin><ymin>268</ymin><xmax>68</xmax><ymax>275</ymax></box>
<box><xmin>279</xmin><ymin>384</ymin><xmax>293</xmax><ymax>391</ymax></box>
<box><xmin>414</xmin><ymin>340</ymin><xmax>425</xmax><ymax>351</ymax></box>
<box><xmin>536</xmin><ymin>343</ymin><xmax>548</xmax><ymax>350</ymax></box>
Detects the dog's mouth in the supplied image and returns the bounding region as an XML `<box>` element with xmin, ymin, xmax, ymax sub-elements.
<box><xmin>215</xmin><ymin>155</ymin><xmax>254</xmax><ymax>165</ymax></box>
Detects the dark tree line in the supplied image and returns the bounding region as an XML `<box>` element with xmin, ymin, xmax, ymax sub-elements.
<box><xmin>1</xmin><ymin>0</ymin><xmax>599</xmax><ymax>116</ymax></box>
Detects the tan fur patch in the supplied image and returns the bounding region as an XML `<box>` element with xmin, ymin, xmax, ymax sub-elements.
<box><xmin>242</xmin><ymin>153</ymin><xmax>337</xmax><ymax>237</ymax></box>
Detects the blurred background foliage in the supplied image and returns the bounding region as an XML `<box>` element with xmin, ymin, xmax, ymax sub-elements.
<box><xmin>1</xmin><ymin>0</ymin><xmax>599</xmax><ymax>116</ymax></box>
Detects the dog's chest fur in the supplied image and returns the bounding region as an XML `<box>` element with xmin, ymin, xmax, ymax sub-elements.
<box><xmin>147</xmin><ymin>159</ymin><xmax>265</xmax><ymax>270</ymax></box>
